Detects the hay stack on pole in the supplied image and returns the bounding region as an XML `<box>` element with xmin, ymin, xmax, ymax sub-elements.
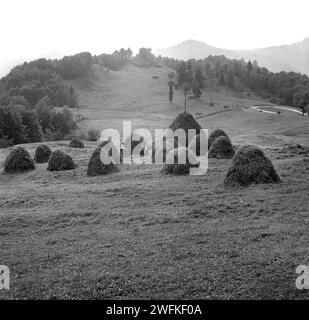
<box><xmin>87</xmin><ymin>147</ymin><xmax>119</xmax><ymax>176</ymax></box>
<box><xmin>161</xmin><ymin>147</ymin><xmax>199</xmax><ymax>175</ymax></box>
<box><xmin>34</xmin><ymin>144</ymin><xmax>52</xmax><ymax>163</ymax></box>
<box><xmin>224</xmin><ymin>145</ymin><xmax>281</xmax><ymax>186</ymax></box>
<box><xmin>169</xmin><ymin>112</ymin><xmax>202</xmax><ymax>148</ymax></box>
<box><xmin>69</xmin><ymin>137</ymin><xmax>84</xmax><ymax>148</ymax></box>
<box><xmin>47</xmin><ymin>150</ymin><xmax>76</xmax><ymax>171</ymax></box>
<box><xmin>4</xmin><ymin>147</ymin><xmax>35</xmax><ymax>173</ymax></box>
<box><xmin>209</xmin><ymin>136</ymin><xmax>235</xmax><ymax>159</ymax></box>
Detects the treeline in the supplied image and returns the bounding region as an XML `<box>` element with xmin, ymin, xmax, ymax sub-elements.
<box><xmin>162</xmin><ymin>55</ymin><xmax>309</xmax><ymax>108</ymax></box>
<box><xmin>0</xmin><ymin>52</ymin><xmax>94</xmax><ymax>147</ymax></box>
<box><xmin>94</xmin><ymin>48</ymin><xmax>132</xmax><ymax>71</ymax></box>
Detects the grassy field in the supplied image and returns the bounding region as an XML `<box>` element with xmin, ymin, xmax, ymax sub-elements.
<box><xmin>0</xmin><ymin>65</ymin><xmax>309</xmax><ymax>299</ymax></box>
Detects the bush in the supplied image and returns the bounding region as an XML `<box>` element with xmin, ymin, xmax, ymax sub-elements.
<box><xmin>87</xmin><ymin>147</ymin><xmax>119</xmax><ymax>176</ymax></box>
<box><xmin>69</xmin><ymin>137</ymin><xmax>84</xmax><ymax>148</ymax></box>
<box><xmin>34</xmin><ymin>144</ymin><xmax>52</xmax><ymax>163</ymax></box>
<box><xmin>209</xmin><ymin>136</ymin><xmax>235</xmax><ymax>159</ymax></box>
<box><xmin>47</xmin><ymin>150</ymin><xmax>76</xmax><ymax>171</ymax></box>
<box><xmin>208</xmin><ymin>129</ymin><xmax>229</xmax><ymax>150</ymax></box>
<box><xmin>4</xmin><ymin>147</ymin><xmax>35</xmax><ymax>173</ymax></box>
<box><xmin>224</xmin><ymin>145</ymin><xmax>281</xmax><ymax>186</ymax></box>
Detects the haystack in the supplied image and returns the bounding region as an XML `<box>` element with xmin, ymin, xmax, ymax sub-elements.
<box><xmin>47</xmin><ymin>150</ymin><xmax>76</xmax><ymax>171</ymax></box>
<box><xmin>208</xmin><ymin>129</ymin><xmax>228</xmax><ymax>150</ymax></box>
<box><xmin>34</xmin><ymin>144</ymin><xmax>52</xmax><ymax>163</ymax></box>
<box><xmin>209</xmin><ymin>136</ymin><xmax>235</xmax><ymax>159</ymax></box>
<box><xmin>161</xmin><ymin>147</ymin><xmax>199</xmax><ymax>175</ymax></box>
<box><xmin>152</xmin><ymin>137</ymin><xmax>178</xmax><ymax>163</ymax></box>
<box><xmin>4</xmin><ymin>147</ymin><xmax>35</xmax><ymax>173</ymax></box>
<box><xmin>169</xmin><ymin>112</ymin><xmax>201</xmax><ymax>147</ymax></box>
<box><xmin>87</xmin><ymin>147</ymin><xmax>119</xmax><ymax>176</ymax></box>
<box><xmin>98</xmin><ymin>140</ymin><xmax>121</xmax><ymax>163</ymax></box>
<box><xmin>188</xmin><ymin>133</ymin><xmax>208</xmax><ymax>157</ymax></box>
<box><xmin>224</xmin><ymin>145</ymin><xmax>281</xmax><ymax>186</ymax></box>
<box><xmin>123</xmin><ymin>134</ymin><xmax>145</xmax><ymax>157</ymax></box>
<box><xmin>69</xmin><ymin>137</ymin><xmax>84</xmax><ymax>148</ymax></box>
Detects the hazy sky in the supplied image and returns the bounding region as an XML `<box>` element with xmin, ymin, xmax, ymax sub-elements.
<box><xmin>1</xmin><ymin>0</ymin><xmax>308</xmax><ymax>76</ymax></box>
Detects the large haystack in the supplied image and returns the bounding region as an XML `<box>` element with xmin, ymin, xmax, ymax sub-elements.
<box><xmin>4</xmin><ymin>147</ymin><xmax>35</xmax><ymax>173</ymax></box>
<box><xmin>161</xmin><ymin>147</ymin><xmax>199</xmax><ymax>175</ymax></box>
<box><xmin>69</xmin><ymin>137</ymin><xmax>84</xmax><ymax>148</ymax></box>
<box><xmin>209</xmin><ymin>136</ymin><xmax>235</xmax><ymax>159</ymax></box>
<box><xmin>34</xmin><ymin>144</ymin><xmax>52</xmax><ymax>163</ymax></box>
<box><xmin>152</xmin><ymin>137</ymin><xmax>178</xmax><ymax>163</ymax></box>
<box><xmin>47</xmin><ymin>150</ymin><xmax>76</xmax><ymax>171</ymax></box>
<box><xmin>208</xmin><ymin>129</ymin><xmax>228</xmax><ymax>150</ymax></box>
<box><xmin>188</xmin><ymin>133</ymin><xmax>208</xmax><ymax>157</ymax></box>
<box><xmin>224</xmin><ymin>145</ymin><xmax>281</xmax><ymax>186</ymax></box>
<box><xmin>87</xmin><ymin>147</ymin><xmax>119</xmax><ymax>176</ymax></box>
<box><xmin>169</xmin><ymin>112</ymin><xmax>201</xmax><ymax>147</ymax></box>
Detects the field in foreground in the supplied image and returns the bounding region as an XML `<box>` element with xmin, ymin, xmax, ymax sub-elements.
<box><xmin>0</xmin><ymin>65</ymin><xmax>309</xmax><ymax>299</ymax></box>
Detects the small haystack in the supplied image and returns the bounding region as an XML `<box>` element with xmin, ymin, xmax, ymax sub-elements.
<box><xmin>209</xmin><ymin>136</ymin><xmax>235</xmax><ymax>159</ymax></box>
<box><xmin>47</xmin><ymin>150</ymin><xmax>76</xmax><ymax>171</ymax></box>
<box><xmin>161</xmin><ymin>147</ymin><xmax>199</xmax><ymax>175</ymax></box>
<box><xmin>69</xmin><ymin>137</ymin><xmax>84</xmax><ymax>148</ymax></box>
<box><xmin>208</xmin><ymin>129</ymin><xmax>228</xmax><ymax>150</ymax></box>
<box><xmin>4</xmin><ymin>147</ymin><xmax>35</xmax><ymax>173</ymax></box>
<box><xmin>224</xmin><ymin>145</ymin><xmax>281</xmax><ymax>186</ymax></box>
<box><xmin>98</xmin><ymin>140</ymin><xmax>121</xmax><ymax>163</ymax></box>
<box><xmin>280</xmin><ymin>144</ymin><xmax>309</xmax><ymax>155</ymax></box>
<box><xmin>87</xmin><ymin>147</ymin><xmax>119</xmax><ymax>176</ymax></box>
<box><xmin>34</xmin><ymin>144</ymin><xmax>52</xmax><ymax>163</ymax></box>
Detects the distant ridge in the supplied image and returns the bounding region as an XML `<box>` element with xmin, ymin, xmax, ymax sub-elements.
<box><xmin>155</xmin><ymin>38</ymin><xmax>309</xmax><ymax>75</ymax></box>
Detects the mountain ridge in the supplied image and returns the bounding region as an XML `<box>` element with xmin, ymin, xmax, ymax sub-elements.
<box><xmin>155</xmin><ymin>38</ymin><xmax>309</xmax><ymax>75</ymax></box>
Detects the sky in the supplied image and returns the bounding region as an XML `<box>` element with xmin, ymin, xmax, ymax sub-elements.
<box><xmin>0</xmin><ymin>0</ymin><xmax>308</xmax><ymax>76</ymax></box>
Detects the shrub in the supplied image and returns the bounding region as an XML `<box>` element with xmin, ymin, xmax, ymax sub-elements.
<box><xmin>88</xmin><ymin>129</ymin><xmax>100</xmax><ymax>141</ymax></box>
<box><xmin>69</xmin><ymin>137</ymin><xmax>84</xmax><ymax>148</ymax></box>
<box><xmin>87</xmin><ymin>147</ymin><xmax>119</xmax><ymax>176</ymax></box>
<box><xmin>209</xmin><ymin>136</ymin><xmax>235</xmax><ymax>159</ymax></box>
<box><xmin>4</xmin><ymin>147</ymin><xmax>35</xmax><ymax>173</ymax></box>
<box><xmin>224</xmin><ymin>145</ymin><xmax>281</xmax><ymax>186</ymax></box>
<box><xmin>47</xmin><ymin>150</ymin><xmax>76</xmax><ymax>171</ymax></box>
<box><xmin>34</xmin><ymin>144</ymin><xmax>52</xmax><ymax>163</ymax></box>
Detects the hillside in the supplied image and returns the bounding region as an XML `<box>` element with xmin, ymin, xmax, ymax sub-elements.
<box><xmin>156</xmin><ymin>38</ymin><xmax>309</xmax><ymax>74</ymax></box>
<box><xmin>1</xmin><ymin>65</ymin><xmax>309</xmax><ymax>299</ymax></box>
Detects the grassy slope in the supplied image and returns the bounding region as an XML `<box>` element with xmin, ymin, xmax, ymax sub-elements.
<box><xmin>0</xmin><ymin>65</ymin><xmax>309</xmax><ymax>299</ymax></box>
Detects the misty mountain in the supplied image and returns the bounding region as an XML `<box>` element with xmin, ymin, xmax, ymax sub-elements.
<box><xmin>155</xmin><ymin>38</ymin><xmax>309</xmax><ymax>75</ymax></box>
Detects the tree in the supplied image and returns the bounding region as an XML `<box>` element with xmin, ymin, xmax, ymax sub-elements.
<box><xmin>247</xmin><ymin>60</ymin><xmax>253</xmax><ymax>74</ymax></box>
<box><xmin>227</xmin><ymin>69</ymin><xmax>234</xmax><ymax>88</ymax></box>
<box><xmin>21</xmin><ymin>109</ymin><xmax>43</xmax><ymax>142</ymax></box>
<box><xmin>219</xmin><ymin>70</ymin><xmax>225</xmax><ymax>85</ymax></box>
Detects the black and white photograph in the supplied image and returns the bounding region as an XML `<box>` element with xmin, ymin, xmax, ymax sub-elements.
<box><xmin>0</xmin><ymin>0</ymin><xmax>308</xmax><ymax>311</ymax></box>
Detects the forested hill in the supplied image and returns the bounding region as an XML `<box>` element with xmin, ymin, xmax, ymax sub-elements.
<box><xmin>1</xmin><ymin>48</ymin><xmax>309</xmax><ymax>148</ymax></box>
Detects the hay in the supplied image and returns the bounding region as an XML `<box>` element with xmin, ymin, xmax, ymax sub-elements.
<box><xmin>34</xmin><ymin>144</ymin><xmax>52</xmax><ymax>163</ymax></box>
<box><xmin>69</xmin><ymin>137</ymin><xmax>84</xmax><ymax>148</ymax></box>
<box><xmin>188</xmin><ymin>133</ymin><xmax>208</xmax><ymax>156</ymax></box>
<box><xmin>87</xmin><ymin>147</ymin><xmax>119</xmax><ymax>176</ymax></box>
<box><xmin>209</xmin><ymin>136</ymin><xmax>235</xmax><ymax>159</ymax></box>
<box><xmin>224</xmin><ymin>145</ymin><xmax>281</xmax><ymax>186</ymax></box>
<box><xmin>208</xmin><ymin>129</ymin><xmax>228</xmax><ymax>150</ymax></box>
<box><xmin>47</xmin><ymin>150</ymin><xmax>76</xmax><ymax>171</ymax></box>
<box><xmin>4</xmin><ymin>147</ymin><xmax>35</xmax><ymax>173</ymax></box>
<box><xmin>152</xmin><ymin>137</ymin><xmax>178</xmax><ymax>163</ymax></box>
<box><xmin>161</xmin><ymin>147</ymin><xmax>199</xmax><ymax>175</ymax></box>
<box><xmin>280</xmin><ymin>144</ymin><xmax>309</xmax><ymax>155</ymax></box>
<box><xmin>98</xmin><ymin>140</ymin><xmax>121</xmax><ymax>163</ymax></box>
<box><xmin>169</xmin><ymin>112</ymin><xmax>201</xmax><ymax>136</ymax></box>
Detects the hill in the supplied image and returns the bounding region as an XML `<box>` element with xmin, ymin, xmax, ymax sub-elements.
<box><xmin>156</xmin><ymin>38</ymin><xmax>309</xmax><ymax>75</ymax></box>
<box><xmin>1</xmin><ymin>65</ymin><xmax>309</xmax><ymax>299</ymax></box>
